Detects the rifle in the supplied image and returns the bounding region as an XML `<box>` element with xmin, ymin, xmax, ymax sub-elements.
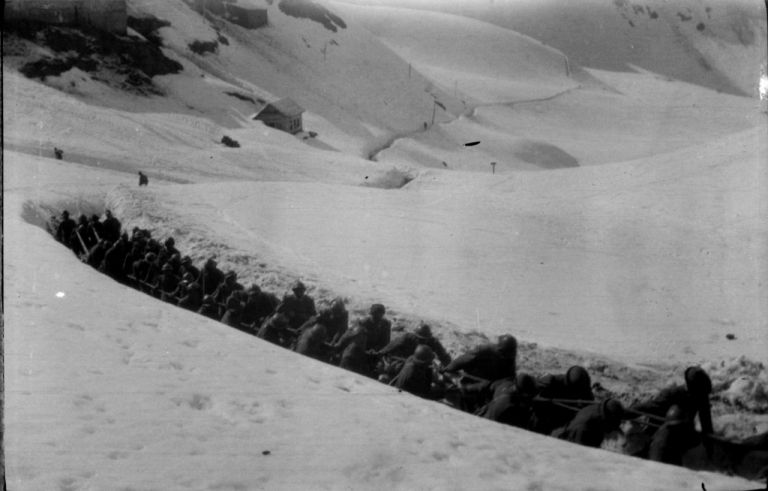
<box><xmin>75</xmin><ymin>229</ymin><xmax>89</xmax><ymax>261</ymax></box>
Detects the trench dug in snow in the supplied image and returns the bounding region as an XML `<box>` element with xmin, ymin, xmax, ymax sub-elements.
<box><xmin>28</xmin><ymin>194</ymin><xmax>768</xmax><ymax>483</ymax></box>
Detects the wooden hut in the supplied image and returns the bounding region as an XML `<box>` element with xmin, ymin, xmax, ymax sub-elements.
<box><xmin>253</xmin><ymin>98</ymin><xmax>304</xmax><ymax>134</ymax></box>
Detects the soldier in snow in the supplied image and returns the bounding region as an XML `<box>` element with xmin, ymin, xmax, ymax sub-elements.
<box><xmin>277</xmin><ymin>280</ymin><xmax>316</xmax><ymax>330</ymax></box>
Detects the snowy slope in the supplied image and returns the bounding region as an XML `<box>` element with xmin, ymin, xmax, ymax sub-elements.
<box><xmin>331</xmin><ymin>2</ymin><xmax>581</xmax><ymax>103</ymax></box>
<box><xmin>127</xmin><ymin>0</ymin><xmax>466</xmax><ymax>156</ymax></box>
<box><xmin>4</xmin><ymin>0</ymin><xmax>768</xmax><ymax>488</ymax></box>
<box><xmin>4</xmin><ymin>151</ymin><xmax>758</xmax><ymax>490</ymax></box>
<box><xmin>376</xmin><ymin>69</ymin><xmax>760</xmax><ymax>171</ymax></box>
<box><xmin>337</xmin><ymin>0</ymin><xmax>767</xmax><ymax>97</ymax></box>
<box><xmin>67</xmin><ymin>123</ymin><xmax>763</xmax><ymax>368</ymax></box>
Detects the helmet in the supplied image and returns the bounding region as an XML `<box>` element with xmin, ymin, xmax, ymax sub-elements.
<box><xmin>165</xmin><ymin>237</ymin><xmax>175</xmax><ymax>247</ymax></box>
<box><xmin>292</xmin><ymin>280</ymin><xmax>306</xmax><ymax>292</ymax></box>
<box><xmin>162</xmin><ymin>263</ymin><xmax>173</xmax><ymax>272</ymax></box>
<box><xmin>516</xmin><ymin>373</ymin><xmax>537</xmax><ymax>396</ymax></box>
<box><xmin>497</xmin><ymin>335</ymin><xmax>518</xmax><ymax>356</ymax></box>
<box><xmin>665</xmin><ymin>404</ymin><xmax>686</xmax><ymax>424</ymax></box>
<box><xmin>414</xmin><ymin>344</ymin><xmax>435</xmax><ymax>363</ymax></box>
<box><xmin>331</xmin><ymin>297</ymin><xmax>345</xmax><ymax>312</ymax></box>
<box><xmin>62</xmin><ymin>210</ymin><xmax>70</xmax><ymax>218</ymax></box>
<box><xmin>182</xmin><ymin>272</ymin><xmax>195</xmax><ymax>282</ymax></box>
<box><xmin>225</xmin><ymin>271</ymin><xmax>237</xmax><ymax>281</ymax></box>
<box><xmin>226</xmin><ymin>296</ymin><xmax>242</xmax><ymax>310</ymax></box>
<box><xmin>78</xmin><ymin>214</ymin><xmax>88</xmax><ymax>224</ymax></box>
<box><xmin>187</xmin><ymin>282</ymin><xmax>201</xmax><ymax>292</ymax></box>
<box><xmin>202</xmin><ymin>295</ymin><xmax>214</xmax><ymax>305</ymax></box>
<box><xmin>181</xmin><ymin>255</ymin><xmax>192</xmax><ymax>264</ymax></box>
<box><xmin>601</xmin><ymin>399</ymin><xmax>625</xmax><ymax>422</ymax></box>
<box><xmin>145</xmin><ymin>252</ymin><xmax>156</xmax><ymax>262</ymax></box>
<box><xmin>248</xmin><ymin>284</ymin><xmax>261</xmax><ymax>294</ymax></box>
<box><xmin>684</xmin><ymin>366</ymin><xmax>712</xmax><ymax>396</ymax></box>
<box><xmin>370</xmin><ymin>303</ymin><xmax>385</xmax><ymax>316</ymax></box>
<box><xmin>415</xmin><ymin>323</ymin><xmax>432</xmax><ymax>338</ymax></box>
<box><xmin>565</xmin><ymin>366</ymin><xmax>591</xmax><ymax>394</ymax></box>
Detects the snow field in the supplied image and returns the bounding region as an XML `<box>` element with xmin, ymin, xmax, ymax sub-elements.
<box><xmin>4</xmin><ymin>151</ymin><xmax>759</xmax><ymax>490</ymax></box>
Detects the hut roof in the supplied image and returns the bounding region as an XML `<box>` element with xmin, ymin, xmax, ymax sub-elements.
<box><xmin>254</xmin><ymin>98</ymin><xmax>304</xmax><ymax>118</ymax></box>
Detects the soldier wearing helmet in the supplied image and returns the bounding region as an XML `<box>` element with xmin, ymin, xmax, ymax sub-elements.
<box><xmin>221</xmin><ymin>293</ymin><xmax>245</xmax><ymax>328</ymax></box>
<box><xmin>157</xmin><ymin>262</ymin><xmax>181</xmax><ymax>302</ymax></box>
<box><xmin>295</xmin><ymin>322</ymin><xmax>329</xmax><ymax>362</ymax></box>
<box><xmin>628</xmin><ymin>366</ymin><xmax>714</xmax><ymax>457</ymax></box>
<box><xmin>648</xmin><ymin>404</ymin><xmax>696</xmax><ymax>465</ymax></box>
<box><xmin>378</xmin><ymin>322</ymin><xmax>451</xmax><ymax>367</ymax></box>
<box><xmin>443</xmin><ymin>334</ymin><xmax>518</xmax><ymax>383</ymax></box>
<box><xmin>240</xmin><ymin>284</ymin><xmax>279</xmax><ymax>328</ymax></box>
<box><xmin>276</xmin><ymin>280</ymin><xmax>316</xmax><ymax>330</ymax></box>
<box><xmin>197</xmin><ymin>294</ymin><xmax>220</xmax><ymax>320</ymax></box>
<box><xmin>55</xmin><ymin>210</ymin><xmax>76</xmax><ymax>248</ymax></box>
<box><xmin>478</xmin><ymin>373</ymin><xmax>537</xmax><ymax>429</ymax></box>
<box><xmin>213</xmin><ymin>271</ymin><xmax>244</xmax><ymax>305</ymax></box>
<box><xmin>257</xmin><ymin>313</ymin><xmax>292</xmax><ymax>347</ymax></box>
<box><xmin>530</xmin><ymin>365</ymin><xmax>595</xmax><ymax>435</ymax></box>
<box><xmin>557</xmin><ymin>398</ymin><xmax>626</xmax><ymax>448</ymax></box>
<box><xmin>295</xmin><ymin>297</ymin><xmax>349</xmax><ymax>344</ymax></box>
<box><xmin>391</xmin><ymin>345</ymin><xmax>439</xmax><ymax>399</ymax></box>
<box><xmin>359</xmin><ymin>303</ymin><xmax>391</xmax><ymax>352</ymax></box>
<box><xmin>200</xmin><ymin>257</ymin><xmax>225</xmax><ymax>296</ymax></box>
<box><xmin>178</xmin><ymin>282</ymin><xmax>203</xmax><ymax>312</ymax></box>
<box><xmin>102</xmin><ymin>209</ymin><xmax>122</xmax><ymax>242</ymax></box>
<box><xmin>333</xmin><ymin>320</ymin><xmax>374</xmax><ymax>376</ymax></box>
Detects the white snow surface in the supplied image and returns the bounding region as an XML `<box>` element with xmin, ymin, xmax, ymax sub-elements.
<box><xmin>3</xmin><ymin>0</ymin><xmax>768</xmax><ymax>488</ymax></box>
<box><xmin>4</xmin><ymin>151</ymin><xmax>758</xmax><ymax>491</ymax></box>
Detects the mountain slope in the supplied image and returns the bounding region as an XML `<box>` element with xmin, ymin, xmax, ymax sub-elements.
<box><xmin>337</xmin><ymin>0</ymin><xmax>767</xmax><ymax>97</ymax></box>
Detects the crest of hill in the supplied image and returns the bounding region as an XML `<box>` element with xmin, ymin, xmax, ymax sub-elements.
<box><xmin>330</xmin><ymin>2</ymin><xmax>591</xmax><ymax>103</ymax></box>
<box><xmin>337</xmin><ymin>0</ymin><xmax>766</xmax><ymax>97</ymax></box>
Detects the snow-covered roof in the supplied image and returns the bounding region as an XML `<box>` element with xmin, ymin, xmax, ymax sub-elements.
<box><xmin>254</xmin><ymin>97</ymin><xmax>304</xmax><ymax>118</ymax></box>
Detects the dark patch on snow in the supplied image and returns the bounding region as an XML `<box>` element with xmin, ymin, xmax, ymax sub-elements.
<box><xmin>697</xmin><ymin>22</ymin><xmax>706</xmax><ymax>31</ymax></box>
<box><xmin>127</xmin><ymin>15</ymin><xmax>171</xmax><ymax>46</ymax></box>
<box><xmin>221</xmin><ymin>135</ymin><xmax>241</xmax><ymax>148</ymax></box>
<box><xmin>677</xmin><ymin>12</ymin><xmax>692</xmax><ymax>22</ymax></box>
<box><xmin>189</xmin><ymin>39</ymin><xmax>218</xmax><ymax>55</ymax></box>
<box><xmin>7</xmin><ymin>23</ymin><xmax>182</xmax><ymax>95</ymax></box>
<box><xmin>20</xmin><ymin>57</ymin><xmax>98</xmax><ymax>79</ymax></box>
<box><xmin>217</xmin><ymin>33</ymin><xmax>230</xmax><ymax>45</ymax></box>
<box><xmin>278</xmin><ymin>0</ymin><xmax>346</xmax><ymax>32</ymax></box>
<box><xmin>513</xmin><ymin>140</ymin><xmax>579</xmax><ymax>169</ymax></box>
<box><xmin>224</xmin><ymin>91</ymin><xmax>261</xmax><ymax>105</ymax></box>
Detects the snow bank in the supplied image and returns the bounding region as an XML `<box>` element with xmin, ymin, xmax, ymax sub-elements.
<box><xmin>4</xmin><ymin>150</ymin><xmax>758</xmax><ymax>491</ymax></box>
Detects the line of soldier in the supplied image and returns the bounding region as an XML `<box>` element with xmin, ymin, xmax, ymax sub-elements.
<box><xmin>50</xmin><ymin>209</ymin><xmax>762</xmax><ymax>473</ymax></box>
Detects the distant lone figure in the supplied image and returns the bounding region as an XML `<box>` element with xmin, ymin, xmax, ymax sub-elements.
<box><xmin>54</xmin><ymin>147</ymin><xmax>63</xmax><ymax>160</ymax></box>
<box><xmin>138</xmin><ymin>171</ymin><xmax>149</xmax><ymax>186</ymax></box>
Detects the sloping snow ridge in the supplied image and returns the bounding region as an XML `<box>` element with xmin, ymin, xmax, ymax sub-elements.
<box><xmin>338</xmin><ymin>0</ymin><xmax>767</xmax><ymax>97</ymax></box>
<box><xmin>4</xmin><ymin>150</ymin><xmax>759</xmax><ymax>491</ymax></box>
<box><xmin>4</xmin><ymin>0</ymin><xmax>768</xmax><ymax>488</ymax></box>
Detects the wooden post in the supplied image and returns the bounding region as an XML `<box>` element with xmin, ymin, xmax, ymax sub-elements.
<box><xmin>431</xmin><ymin>101</ymin><xmax>436</xmax><ymax>126</ymax></box>
<box><xmin>491</xmin><ymin>162</ymin><xmax>496</xmax><ymax>174</ymax></box>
